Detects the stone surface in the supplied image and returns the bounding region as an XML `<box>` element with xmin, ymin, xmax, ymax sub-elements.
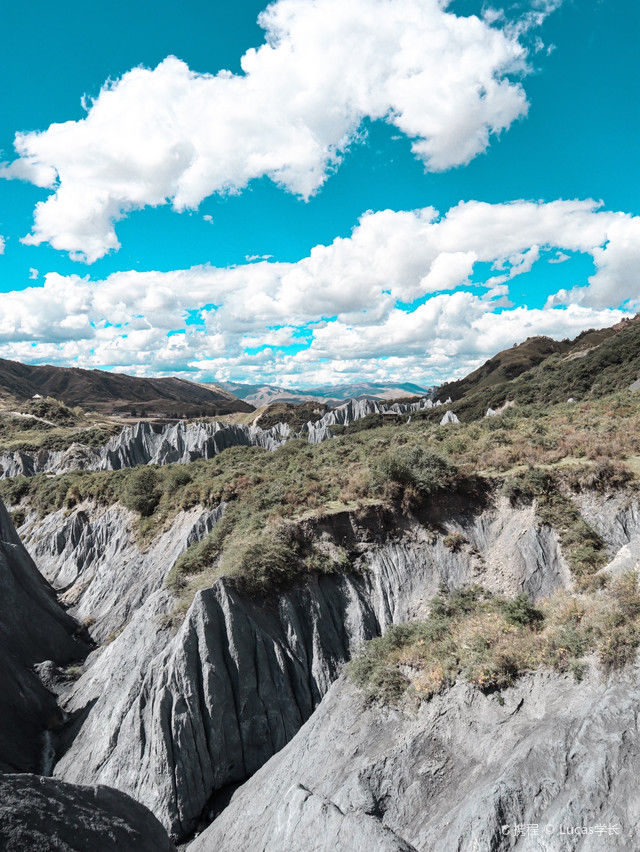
<box><xmin>20</xmin><ymin>502</ymin><xmax>225</xmax><ymax>642</ymax></box>
<box><xmin>0</xmin><ymin>773</ymin><xmax>176</xmax><ymax>851</ymax></box>
<box><xmin>0</xmin><ymin>397</ymin><xmax>435</xmax><ymax>477</ymax></box>
<box><xmin>0</xmin><ymin>498</ymin><xmax>89</xmax><ymax>771</ymax></box>
<box><xmin>0</xmin><ymin>419</ymin><xmax>291</xmax><ymax>479</ymax></box>
<box><xmin>306</xmin><ymin>397</ymin><xmax>433</xmax><ymax>443</ymax></box>
<box><xmin>52</xmin><ymin>498</ymin><xmax>571</xmax><ymax>838</ymax></box>
<box><xmin>190</xmin><ymin>666</ymin><xmax>640</xmax><ymax>852</ymax></box>
<box><xmin>439</xmin><ymin>409</ymin><xmax>460</xmax><ymax>425</ymax></box>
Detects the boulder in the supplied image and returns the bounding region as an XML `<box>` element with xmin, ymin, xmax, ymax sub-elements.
<box><xmin>0</xmin><ymin>773</ymin><xmax>175</xmax><ymax>851</ymax></box>
<box><xmin>0</xmin><ymin>499</ymin><xmax>89</xmax><ymax>771</ymax></box>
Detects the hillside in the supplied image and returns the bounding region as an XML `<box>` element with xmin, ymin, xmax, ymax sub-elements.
<box><xmin>3</xmin><ymin>318</ymin><xmax>640</xmax><ymax>847</ymax></box>
<box><xmin>435</xmin><ymin>316</ymin><xmax>638</xmax><ymax>419</ymax></box>
<box><xmin>0</xmin><ymin>358</ymin><xmax>253</xmax><ymax>418</ymax></box>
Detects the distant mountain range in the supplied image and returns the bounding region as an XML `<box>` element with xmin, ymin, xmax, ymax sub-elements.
<box><xmin>0</xmin><ymin>358</ymin><xmax>253</xmax><ymax>418</ymax></box>
<box><xmin>219</xmin><ymin>381</ymin><xmax>431</xmax><ymax>408</ymax></box>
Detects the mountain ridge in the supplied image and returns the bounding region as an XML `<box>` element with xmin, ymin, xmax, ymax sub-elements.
<box><xmin>0</xmin><ymin>358</ymin><xmax>253</xmax><ymax>418</ymax></box>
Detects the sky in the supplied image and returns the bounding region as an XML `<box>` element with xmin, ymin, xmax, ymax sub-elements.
<box><xmin>0</xmin><ymin>0</ymin><xmax>638</xmax><ymax>388</ymax></box>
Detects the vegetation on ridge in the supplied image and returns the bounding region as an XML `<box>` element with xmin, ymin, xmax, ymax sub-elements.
<box><xmin>3</xmin><ymin>389</ymin><xmax>640</xmax><ymax>610</ymax></box>
<box><xmin>433</xmin><ymin>316</ymin><xmax>640</xmax><ymax>420</ymax></box>
<box><xmin>348</xmin><ymin>573</ymin><xmax>640</xmax><ymax>705</ymax></box>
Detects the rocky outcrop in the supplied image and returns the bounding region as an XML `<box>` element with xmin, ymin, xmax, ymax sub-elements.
<box><xmin>0</xmin><ymin>773</ymin><xmax>176</xmax><ymax>851</ymax></box>
<box><xmin>439</xmin><ymin>409</ymin><xmax>459</xmax><ymax>425</ymax></box>
<box><xmin>306</xmin><ymin>397</ymin><xmax>433</xmax><ymax>443</ymax></box>
<box><xmin>0</xmin><ymin>499</ymin><xmax>89</xmax><ymax>772</ymax></box>
<box><xmin>576</xmin><ymin>493</ymin><xmax>640</xmax><ymax>581</ymax></box>
<box><xmin>0</xmin><ymin>419</ymin><xmax>292</xmax><ymax>479</ymax></box>
<box><xmin>100</xmin><ymin>419</ymin><xmax>290</xmax><ymax>469</ymax></box>
<box><xmin>190</xmin><ymin>665</ymin><xmax>640</xmax><ymax>852</ymax></box>
<box><xmin>0</xmin><ymin>398</ymin><xmax>437</xmax><ymax>479</ymax></box>
<box><xmin>20</xmin><ymin>502</ymin><xmax>225</xmax><ymax>642</ymax></box>
<box><xmin>51</xmin><ymin>498</ymin><xmax>570</xmax><ymax>838</ymax></box>
<box><xmin>577</xmin><ymin>493</ymin><xmax>640</xmax><ymax>553</ymax></box>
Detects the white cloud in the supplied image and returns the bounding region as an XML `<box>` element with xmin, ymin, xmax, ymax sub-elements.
<box><xmin>29</xmin><ymin>267</ymin><xmax>39</xmax><ymax>279</ymax></box>
<box><xmin>0</xmin><ymin>199</ymin><xmax>636</xmax><ymax>386</ymax></box>
<box><xmin>0</xmin><ymin>0</ymin><xmax>541</xmax><ymax>262</ymax></box>
<box><xmin>0</xmin><ymin>235</ymin><xmax>5</xmax><ymax>254</ymax></box>
<box><xmin>546</xmin><ymin>215</ymin><xmax>640</xmax><ymax>309</ymax></box>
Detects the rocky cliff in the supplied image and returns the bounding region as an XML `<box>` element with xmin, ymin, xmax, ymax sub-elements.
<box><xmin>0</xmin><ymin>498</ymin><xmax>89</xmax><ymax>772</ymax></box>
<box><xmin>4</xmin><ymin>473</ymin><xmax>640</xmax><ymax>846</ymax></box>
<box><xmin>0</xmin><ymin>396</ymin><xmax>436</xmax><ymax>478</ymax></box>
<box><xmin>44</xmin><ymin>496</ymin><xmax>572</xmax><ymax>839</ymax></box>
<box><xmin>0</xmin><ymin>419</ymin><xmax>292</xmax><ymax>479</ymax></box>
<box><xmin>20</xmin><ymin>502</ymin><xmax>225</xmax><ymax>643</ymax></box>
<box><xmin>189</xmin><ymin>665</ymin><xmax>639</xmax><ymax>852</ymax></box>
<box><xmin>306</xmin><ymin>396</ymin><xmax>435</xmax><ymax>443</ymax></box>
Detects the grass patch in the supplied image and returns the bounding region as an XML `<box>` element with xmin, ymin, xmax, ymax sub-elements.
<box><xmin>0</xmin><ymin>408</ymin><xmax>118</xmax><ymax>454</ymax></box>
<box><xmin>348</xmin><ymin>574</ymin><xmax>640</xmax><ymax>705</ymax></box>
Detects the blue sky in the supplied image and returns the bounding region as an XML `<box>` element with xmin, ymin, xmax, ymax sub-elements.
<box><xmin>0</xmin><ymin>0</ymin><xmax>638</xmax><ymax>386</ymax></box>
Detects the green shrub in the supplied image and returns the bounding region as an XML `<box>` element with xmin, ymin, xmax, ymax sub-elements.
<box><xmin>348</xmin><ymin>575</ymin><xmax>640</xmax><ymax>706</ymax></box>
<box><xmin>500</xmin><ymin>594</ymin><xmax>543</xmax><ymax>627</ymax></box>
<box><xmin>443</xmin><ymin>531</ymin><xmax>467</xmax><ymax>552</ymax></box>
<box><xmin>371</xmin><ymin>447</ymin><xmax>457</xmax><ymax>504</ymax></box>
<box><xmin>218</xmin><ymin>523</ymin><xmax>302</xmax><ymax>594</ymax></box>
<box><xmin>599</xmin><ymin>624</ymin><xmax>640</xmax><ymax>669</ymax></box>
<box><xmin>122</xmin><ymin>467</ymin><xmax>161</xmax><ymax>517</ymax></box>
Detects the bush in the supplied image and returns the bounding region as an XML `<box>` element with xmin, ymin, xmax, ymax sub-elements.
<box><xmin>348</xmin><ymin>575</ymin><xmax>640</xmax><ymax>705</ymax></box>
<box><xmin>500</xmin><ymin>594</ymin><xmax>543</xmax><ymax>627</ymax></box>
<box><xmin>443</xmin><ymin>531</ymin><xmax>467</xmax><ymax>552</ymax></box>
<box><xmin>122</xmin><ymin>467</ymin><xmax>161</xmax><ymax>517</ymax></box>
<box><xmin>219</xmin><ymin>523</ymin><xmax>302</xmax><ymax>594</ymax></box>
<box><xmin>599</xmin><ymin>624</ymin><xmax>640</xmax><ymax>669</ymax></box>
<box><xmin>21</xmin><ymin>397</ymin><xmax>78</xmax><ymax>425</ymax></box>
<box><xmin>371</xmin><ymin>447</ymin><xmax>457</xmax><ymax>505</ymax></box>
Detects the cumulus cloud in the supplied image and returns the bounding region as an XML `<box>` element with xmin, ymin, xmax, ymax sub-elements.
<box><xmin>0</xmin><ymin>235</ymin><xmax>5</xmax><ymax>253</ymax></box>
<box><xmin>0</xmin><ymin>0</ymin><xmax>542</xmax><ymax>261</ymax></box>
<box><xmin>546</xmin><ymin>215</ymin><xmax>640</xmax><ymax>309</ymax></box>
<box><xmin>0</xmin><ymin>198</ymin><xmax>637</xmax><ymax>386</ymax></box>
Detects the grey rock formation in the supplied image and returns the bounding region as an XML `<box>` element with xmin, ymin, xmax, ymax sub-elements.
<box><xmin>0</xmin><ymin>397</ymin><xmax>435</xmax><ymax>477</ymax></box>
<box><xmin>306</xmin><ymin>397</ymin><xmax>434</xmax><ymax>443</ymax></box>
<box><xmin>100</xmin><ymin>419</ymin><xmax>291</xmax><ymax>469</ymax></box>
<box><xmin>20</xmin><ymin>502</ymin><xmax>225</xmax><ymax>642</ymax></box>
<box><xmin>0</xmin><ymin>498</ymin><xmax>89</xmax><ymax>771</ymax></box>
<box><xmin>0</xmin><ymin>419</ymin><xmax>291</xmax><ymax>479</ymax></box>
<box><xmin>439</xmin><ymin>409</ymin><xmax>460</xmax><ymax>425</ymax></box>
<box><xmin>51</xmin><ymin>499</ymin><xmax>570</xmax><ymax>838</ymax></box>
<box><xmin>0</xmin><ymin>773</ymin><xmax>176</xmax><ymax>851</ymax></box>
<box><xmin>190</xmin><ymin>666</ymin><xmax>640</xmax><ymax>852</ymax></box>
<box><xmin>576</xmin><ymin>493</ymin><xmax>640</xmax><ymax>553</ymax></box>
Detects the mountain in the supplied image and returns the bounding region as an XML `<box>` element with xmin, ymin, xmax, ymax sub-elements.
<box><xmin>434</xmin><ymin>316</ymin><xmax>638</xmax><ymax>419</ymax></box>
<box><xmin>3</xmin><ymin>316</ymin><xmax>640</xmax><ymax>847</ymax></box>
<box><xmin>0</xmin><ymin>358</ymin><xmax>253</xmax><ymax>418</ymax></box>
<box><xmin>220</xmin><ymin>381</ymin><xmax>430</xmax><ymax>407</ymax></box>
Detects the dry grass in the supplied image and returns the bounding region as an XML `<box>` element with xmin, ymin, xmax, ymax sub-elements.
<box><xmin>348</xmin><ymin>573</ymin><xmax>640</xmax><ymax>704</ymax></box>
